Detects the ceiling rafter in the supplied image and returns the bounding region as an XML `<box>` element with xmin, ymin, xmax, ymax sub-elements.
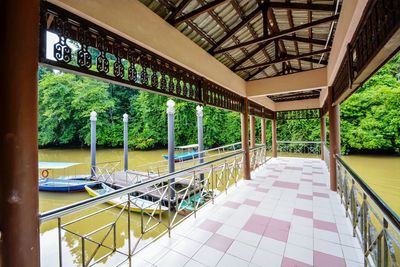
<box><xmin>269</xmin><ymin>2</ymin><xmax>337</xmax><ymax>12</ymax></box>
<box><xmin>280</xmin><ymin>36</ymin><xmax>330</xmax><ymax>46</ymax></box>
<box><xmin>308</xmin><ymin>0</ymin><xmax>313</xmax><ymax>69</ymax></box>
<box><xmin>236</xmin><ymin>48</ymin><xmax>330</xmax><ymax>71</ymax></box>
<box><xmin>286</xmin><ymin>0</ymin><xmax>301</xmax><ymax>71</ymax></box>
<box><xmin>213</xmin><ymin>14</ymin><xmax>339</xmax><ymax>54</ymax></box>
<box><xmin>166</xmin><ymin>0</ymin><xmax>191</xmax><ymax>23</ymax></box>
<box><xmin>209</xmin><ymin>4</ymin><xmax>264</xmax><ymax>54</ymax></box>
<box><xmin>172</xmin><ymin>0</ymin><xmax>230</xmax><ymax>25</ymax></box>
<box><xmin>301</xmin><ymin>57</ymin><xmax>328</xmax><ymax>65</ymax></box>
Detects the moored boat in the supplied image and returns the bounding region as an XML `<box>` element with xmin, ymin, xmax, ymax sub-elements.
<box><xmin>85</xmin><ymin>183</ymin><xmax>169</xmax><ymax>214</ymax></box>
<box><xmin>163</xmin><ymin>144</ymin><xmax>199</xmax><ymax>162</ymax></box>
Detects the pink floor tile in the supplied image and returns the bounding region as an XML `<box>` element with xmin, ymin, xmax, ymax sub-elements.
<box><xmin>297</xmin><ymin>194</ymin><xmax>313</xmax><ymax>200</ymax></box>
<box><xmin>314</xmin><ymin>219</ymin><xmax>338</xmax><ymax>233</ymax></box>
<box><xmin>199</xmin><ymin>219</ymin><xmax>223</xmax><ymax>233</ymax></box>
<box><xmin>313</xmin><ymin>182</ymin><xmax>326</xmax><ymax>187</ymax></box>
<box><xmin>269</xmin><ymin>218</ymin><xmax>291</xmax><ymax>231</ymax></box>
<box><xmin>281</xmin><ymin>257</ymin><xmax>312</xmax><ymax>267</ymax></box>
<box><xmin>248</xmin><ymin>183</ymin><xmax>259</xmax><ymax>188</ymax></box>
<box><xmin>248</xmin><ymin>214</ymin><xmax>270</xmax><ymax>226</ymax></box>
<box><xmin>255</xmin><ymin>187</ymin><xmax>269</xmax><ymax>193</ymax></box>
<box><xmin>243</xmin><ymin>199</ymin><xmax>261</xmax><ymax>207</ymax></box>
<box><xmin>263</xmin><ymin>226</ymin><xmax>289</xmax><ymax>242</ymax></box>
<box><xmin>223</xmin><ymin>201</ymin><xmax>241</xmax><ymax>209</ymax></box>
<box><xmin>293</xmin><ymin>208</ymin><xmax>313</xmax><ymax>218</ymax></box>
<box><xmin>205</xmin><ymin>233</ymin><xmax>234</xmax><ymax>252</ymax></box>
<box><xmin>243</xmin><ymin>221</ymin><xmax>266</xmax><ymax>235</ymax></box>
<box><xmin>313</xmin><ymin>192</ymin><xmax>329</xmax><ymax>198</ymax></box>
<box><xmin>273</xmin><ymin>181</ymin><xmax>299</xmax><ymax>190</ymax></box>
<box><xmin>313</xmin><ymin>251</ymin><xmax>346</xmax><ymax>267</ymax></box>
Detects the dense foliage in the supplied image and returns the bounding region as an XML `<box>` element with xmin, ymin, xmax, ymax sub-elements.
<box><xmin>38</xmin><ymin>54</ymin><xmax>400</xmax><ymax>153</ymax></box>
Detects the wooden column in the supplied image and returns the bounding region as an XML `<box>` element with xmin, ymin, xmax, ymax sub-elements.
<box><xmin>328</xmin><ymin>87</ymin><xmax>341</xmax><ymax>192</ymax></box>
<box><xmin>0</xmin><ymin>1</ymin><xmax>40</xmax><ymax>266</ymax></box>
<box><xmin>249</xmin><ymin>115</ymin><xmax>256</xmax><ymax>148</ymax></box>
<box><xmin>261</xmin><ymin>118</ymin><xmax>267</xmax><ymax>146</ymax></box>
<box><xmin>241</xmin><ymin>99</ymin><xmax>251</xmax><ymax>180</ymax></box>
<box><xmin>271</xmin><ymin>113</ymin><xmax>278</xmax><ymax>157</ymax></box>
<box><xmin>320</xmin><ymin>114</ymin><xmax>326</xmax><ymax>160</ymax></box>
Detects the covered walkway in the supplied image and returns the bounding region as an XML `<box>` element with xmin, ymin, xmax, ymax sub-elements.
<box><xmin>134</xmin><ymin>157</ymin><xmax>363</xmax><ymax>267</ymax></box>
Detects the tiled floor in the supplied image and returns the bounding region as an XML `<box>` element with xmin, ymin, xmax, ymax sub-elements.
<box><xmin>134</xmin><ymin>157</ymin><xmax>364</xmax><ymax>267</ymax></box>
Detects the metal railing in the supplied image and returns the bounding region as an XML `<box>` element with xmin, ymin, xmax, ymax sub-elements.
<box><xmin>276</xmin><ymin>141</ymin><xmax>321</xmax><ymax>156</ymax></box>
<box><xmin>335</xmin><ymin>156</ymin><xmax>400</xmax><ymax>267</ymax></box>
<box><xmin>323</xmin><ymin>143</ymin><xmax>330</xmax><ymax>169</ymax></box>
<box><xmin>39</xmin><ymin>145</ymin><xmax>268</xmax><ymax>267</ymax></box>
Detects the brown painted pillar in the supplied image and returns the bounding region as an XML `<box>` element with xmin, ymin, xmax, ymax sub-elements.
<box><xmin>0</xmin><ymin>1</ymin><xmax>40</xmax><ymax>266</ymax></box>
<box><xmin>241</xmin><ymin>99</ymin><xmax>251</xmax><ymax>180</ymax></box>
<box><xmin>249</xmin><ymin>115</ymin><xmax>256</xmax><ymax>148</ymax></box>
<box><xmin>320</xmin><ymin>115</ymin><xmax>326</xmax><ymax>160</ymax></box>
<box><xmin>271</xmin><ymin>113</ymin><xmax>278</xmax><ymax>157</ymax></box>
<box><xmin>261</xmin><ymin>118</ymin><xmax>267</xmax><ymax>146</ymax></box>
<box><xmin>328</xmin><ymin>88</ymin><xmax>341</xmax><ymax>191</ymax></box>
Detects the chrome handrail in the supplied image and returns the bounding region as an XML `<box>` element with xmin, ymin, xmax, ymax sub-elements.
<box><xmin>276</xmin><ymin>140</ymin><xmax>322</xmax><ymax>155</ymax></box>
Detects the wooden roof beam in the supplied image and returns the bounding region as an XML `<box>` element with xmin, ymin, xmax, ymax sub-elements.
<box><xmin>281</xmin><ymin>36</ymin><xmax>330</xmax><ymax>46</ymax></box>
<box><xmin>214</xmin><ymin>14</ymin><xmax>338</xmax><ymax>54</ymax></box>
<box><xmin>269</xmin><ymin>2</ymin><xmax>337</xmax><ymax>12</ymax></box>
<box><xmin>166</xmin><ymin>0</ymin><xmax>191</xmax><ymax>23</ymax></box>
<box><xmin>301</xmin><ymin>57</ymin><xmax>328</xmax><ymax>65</ymax></box>
<box><xmin>209</xmin><ymin>4</ymin><xmax>264</xmax><ymax>54</ymax></box>
<box><xmin>236</xmin><ymin>48</ymin><xmax>331</xmax><ymax>71</ymax></box>
<box><xmin>172</xmin><ymin>0</ymin><xmax>230</xmax><ymax>25</ymax></box>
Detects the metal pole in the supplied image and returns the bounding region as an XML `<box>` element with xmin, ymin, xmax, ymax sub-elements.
<box><xmin>196</xmin><ymin>105</ymin><xmax>204</xmax><ymax>183</ymax></box>
<box><xmin>0</xmin><ymin>1</ymin><xmax>40</xmax><ymax>265</ymax></box>
<box><xmin>167</xmin><ymin>100</ymin><xmax>175</xmax><ymax>200</ymax></box>
<box><xmin>123</xmin><ymin>113</ymin><xmax>129</xmax><ymax>172</ymax></box>
<box><xmin>90</xmin><ymin>111</ymin><xmax>97</xmax><ymax>178</ymax></box>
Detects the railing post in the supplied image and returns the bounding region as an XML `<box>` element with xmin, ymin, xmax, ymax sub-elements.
<box><xmin>123</xmin><ymin>113</ymin><xmax>129</xmax><ymax>172</ymax></box>
<box><xmin>167</xmin><ymin>100</ymin><xmax>175</xmax><ymax>200</ymax></box>
<box><xmin>127</xmin><ymin>194</ymin><xmax>132</xmax><ymax>263</ymax></box>
<box><xmin>90</xmin><ymin>111</ymin><xmax>97</xmax><ymax>178</ymax></box>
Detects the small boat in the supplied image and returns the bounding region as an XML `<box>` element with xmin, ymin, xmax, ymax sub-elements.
<box><xmin>85</xmin><ymin>183</ymin><xmax>169</xmax><ymax>214</ymax></box>
<box><xmin>38</xmin><ymin>162</ymin><xmax>96</xmax><ymax>192</ymax></box>
<box><xmin>177</xmin><ymin>194</ymin><xmax>205</xmax><ymax>216</ymax></box>
<box><xmin>163</xmin><ymin>144</ymin><xmax>199</xmax><ymax>162</ymax></box>
<box><xmin>39</xmin><ymin>178</ymin><xmax>98</xmax><ymax>192</ymax></box>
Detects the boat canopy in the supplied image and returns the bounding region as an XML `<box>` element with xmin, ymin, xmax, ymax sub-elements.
<box><xmin>175</xmin><ymin>144</ymin><xmax>199</xmax><ymax>149</ymax></box>
<box><xmin>38</xmin><ymin>162</ymin><xmax>81</xmax><ymax>170</ymax></box>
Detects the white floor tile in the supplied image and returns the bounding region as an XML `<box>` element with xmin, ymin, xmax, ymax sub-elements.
<box><xmin>284</xmin><ymin>243</ymin><xmax>313</xmax><ymax>265</ymax></box>
<box><xmin>155</xmin><ymin>250</ymin><xmax>189</xmax><ymax>267</ymax></box>
<box><xmin>342</xmin><ymin>245</ymin><xmax>364</xmax><ymax>263</ymax></box>
<box><xmin>235</xmin><ymin>230</ymin><xmax>262</xmax><ymax>247</ymax></box>
<box><xmin>251</xmin><ymin>247</ymin><xmax>283</xmax><ymax>267</ymax></box>
<box><xmin>287</xmin><ymin>232</ymin><xmax>313</xmax><ymax>250</ymax></box>
<box><xmin>258</xmin><ymin>236</ymin><xmax>286</xmax><ymax>255</ymax></box>
<box><xmin>216</xmin><ymin>224</ymin><xmax>241</xmax><ymax>239</ymax></box>
<box><xmin>192</xmin><ymin>246</ymin><xmax>224</xmax><ymax>267</ymax></box>
<box><xmin>172</xmin><ymin>237</ymin><xmax>203</xmax><ymax>258</ymax></box>
<box><xmin>216</xmin><ymin>254</ymin><xmax>249</xmax><ymax>267</ymax></box>
<box><xmin>184</xmin><ymin>260</ymin><xmax>207</xmax><ymax>267</ymax></box>
<box><xmin>314</xmin><ymin>238</ymin><xmax>343</xmax><ymax>257</ymax></box>
<box><xmin>226</xmin><ymin>240</ymin><xmax>256</xmax><ymax>262</ymax></box>
<box><xmin>314</xmin><ymin>229</ymin><xmax>340</xmax><ymax>243</ymax></box>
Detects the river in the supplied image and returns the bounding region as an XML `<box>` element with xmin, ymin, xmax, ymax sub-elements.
<box><xmin>38</xmin><ymin>148</ymin><xmax>399</xmax><ymax>266</ymax></box>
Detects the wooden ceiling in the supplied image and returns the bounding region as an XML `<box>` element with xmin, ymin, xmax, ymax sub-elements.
<box><xmin>268</xmin><ymin>89</ymin><xmax>321</xmax><ymax>102</ymax></box>
<box><xmin>140</xmin><ymin>0</ymin><xmax>341</xmax><ymax>81</ymax></box>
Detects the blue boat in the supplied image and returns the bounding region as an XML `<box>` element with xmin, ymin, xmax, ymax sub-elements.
<box><xmin>39</xmin><ymin>178</ymin><xmax>98</xmax><ymax>192</ymax></box>
<box><xmin>38</xmin><ymin>162</ymin><xmax>97</xmax><ymax>192</ymax></box>
<box><xmin>163</xmin><ymin>144</ymin><xmax>199</xmax><ymax>162</ymax></box>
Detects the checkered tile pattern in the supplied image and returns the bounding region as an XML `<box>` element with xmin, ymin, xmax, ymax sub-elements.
<box><xmin>134</xmin><ymin>157</ymin><xmax>364</xmax><ymax>267</ymax></box>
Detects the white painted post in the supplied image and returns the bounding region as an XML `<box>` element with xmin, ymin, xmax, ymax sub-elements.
<box><xmin>123</xmin><ymin>113</ymin><xmax>129</xmax><ymax>172</ymax></box>
<box><xmin>167</xmin><ymin>100</ymin><xmax>175</xmax><ymax>199</ymax></box>
<box><xmin>90</xmin><ymin>111</ymin><xmax>97</xmax><ymax>177</ymax></box>
<box><xmin>196</xmin><ymin>105</ymin><xmax>204</xmax><ymax>183</ymax></box>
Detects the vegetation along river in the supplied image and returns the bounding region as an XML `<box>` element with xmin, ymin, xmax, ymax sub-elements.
<box><xmin>38</xmin><ymin>148</ymin><xmax>399</xmax><ymax>266</ymax></box>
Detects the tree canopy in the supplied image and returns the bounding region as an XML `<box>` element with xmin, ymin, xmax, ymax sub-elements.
<box><xmin>38</xmin><ymin>53</ymin><xmax>400</xmax><ymax>154</ymax></box>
